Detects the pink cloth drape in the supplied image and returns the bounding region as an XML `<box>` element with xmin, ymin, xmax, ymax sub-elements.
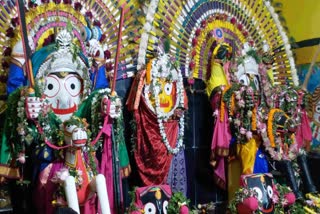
<box><xmin>99</xmin><ymin>121</ymin><xmax>116</xmax><ymax>213</ymax></box>
<box><xmin>295</xmin><ymin>110</ymin><xmax>312</xmax><ymax>149</ymax></box>
<box><xmin>211</xmin><ymin>109</ymin><xmax>231</xmax><ymax>189</ymax></box>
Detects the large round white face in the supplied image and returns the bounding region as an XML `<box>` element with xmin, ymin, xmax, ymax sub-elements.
<box><xmin>314</xmin><ymin>101</ymin><xmax>320</xmax><ymax>124</ymax></box>
<box><xmin>236</xmin><ymin>56</ymin><xmax>260</xmax><ymax>90</ymax></box>
<box><xmin>44</xmin><ymin>73</ymin><xmax>82</xmax><ymax>121</ymax></box>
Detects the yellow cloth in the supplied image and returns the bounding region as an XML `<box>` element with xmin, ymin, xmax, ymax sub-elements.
<box><xmin>228</xmin><ymin>158</ymin><xmax>241</xmax><ymax>202</ymax></box>
<box><xmin>206</xmin><ymin>62</ymin><xmax>228</xmax><ymax>97</ymax></box>
<box><xmin>237</xmin><ymin>138</ymin><xmax>258</xmax><ymax>175</ymax></box>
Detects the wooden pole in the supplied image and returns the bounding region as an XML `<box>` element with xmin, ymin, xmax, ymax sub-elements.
<box><xmin>111</xmin><ymin>7</ymin><xmax>125</xmax><ymax>96</ymax></box>
<box><xmin>16</xmin><ymin>0</ymin><xmax>35</xmax><ymax>89</ymax></box>
<box><xmin>302</xmin><ymin>43</ymin><xmax>320</xmax><ymax>91</ymax></box>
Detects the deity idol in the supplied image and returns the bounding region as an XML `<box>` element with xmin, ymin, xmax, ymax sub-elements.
<box><xmin>1</xmin><ymin>28</ymin><xmax>126</xmax><ymax>214</ymax></box>
<box><xmin>127</xmin><ymin>49</ymin><xmax>188</xmax><ymax>194</ymax></box>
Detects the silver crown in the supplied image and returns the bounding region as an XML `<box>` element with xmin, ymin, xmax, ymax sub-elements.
<box><xmin>36</xmin><ymin>30</ymin><xmax>91</xmax><ymax>96</ymax></box>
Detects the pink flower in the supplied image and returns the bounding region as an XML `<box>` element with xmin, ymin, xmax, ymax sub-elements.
<box><xmin>258</xmin><ymin>122</ymin><xmax>266</xmax><ymax>131</ymax></box>
<box><xmin>242</xmin><ymin>197</ymin><xmax>259</xmax><ymax>211</ymax></box>
<box><xmin>272</xmin><ymin>194</ymin><xmax>279</xmax><ymax>204</ymax></box>
<box><xmin>188</xmin><ymin>78</ymin><xmax>195</xmax><ymax>85</ymax></box>
<box><xmin>235</xmin><ymin>91</ymin><xmax>241</xmax><ymax>100</ymax></box>
<box><xmin>247</xmin><ymin>87</ymin><xmax>253</xmax><ymax>94</ymax></box>
<box><xmin>52</xmin><ymin>168</ymin><xmax>70</xmax><ymax>183</ymax></box>
<box><xmin>306</xmin><ymin>200</ymin><xmax>315</xmax><ymax>206</ymax></box>
<box><xmin>240</xmin><ymin>127</ymin><xmax>246</xmax><ymax>135</ymax></box>
<box><xmin>238</xmin><ymin>99</ymin><xmax>245</xmax><ymax>108</ymax></box>
<box><xmin>17</xmin><ymin>153</ymin><xmax>26</xmax><ymax>164</ymax></box>
<box><xmin>179</xmin><ymin>205</ymin><xmax>189</xmax><ymax>214</ymax></box>
<box><xmin>281</xmin><ymin>199</ymin><xmax>288</xmax><ymax>206</ymax></box>
<box><xmin>284</xmin><ymin>192</ymin><xmax>296</xmax><ymax>205</ymax></box>
<box><xmin>246</xmin><ymin>131</ymin><xmax>253</xmax><ymax>140</ymax></box>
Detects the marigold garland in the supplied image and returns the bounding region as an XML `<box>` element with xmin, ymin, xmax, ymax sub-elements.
<box><xmin>267</xmin><ymin>108</ymin><xmax>282</xmax><ymax>148</ymax></box>
<box><xmin>146</xmin><ymin>59</ymin><xmax>153</xmax><ymax>84</ymax></box>
<box><xmin>252</xmin><ymin>106</ymin><xmax>257</xmax><ymax>131</ymax></box>
<box><xmin>230</xmin><ymin>93</ymin><xmax>235</xmax><ymax>117</ymax></box>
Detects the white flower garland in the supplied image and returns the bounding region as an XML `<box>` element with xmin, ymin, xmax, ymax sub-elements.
<box><xmin>137</xmin><ymin>0</ymin><xmax>159</xmax><ymax>70</ymax></box>
<box><xmin>264</xmin><ymin>0</ymin><xmax>298</xmax><ymax>86</ymax></box>
<box><xmin>144</xmin><ymin>54</ymin><xmax>185</xmax><ymax>154</ymax></box>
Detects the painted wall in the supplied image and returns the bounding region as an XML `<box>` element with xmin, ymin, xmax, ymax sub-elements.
<box><xmin>279</xmin><ymin>0</ymin><xmax>320</xmax><ymax>42</ymax></box>
<box><xmin>279</xmin><ymin>0</ymin><xmax>320</xmax><ymax>65</ymax></box>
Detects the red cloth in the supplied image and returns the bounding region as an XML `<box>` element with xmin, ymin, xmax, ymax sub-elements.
<box><xmin>295</xmin><ymin>110</ymin><xmax>312</xmax><ymax>149</ymax></box>
<box><xmin>134</xmin><ymin>98</ymin><xmax>178</xmax><ymax>185</ymax></box>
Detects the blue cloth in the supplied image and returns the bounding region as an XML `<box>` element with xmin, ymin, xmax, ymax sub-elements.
<box><xmin>31</xmin><ymin>44</ymin><xmax>56</xmax><ymax>78</ymax></box>
<box><xmin>312</xmin><ymin>138</ymin><xmax>320</xmax><ymax>149</ymax></box>
<box><xmin>7</xmin><ymin>63</ymin><xmax>26</xmax><ymax>95</ymax></box>
<box><xmin>7</xmin><ymin>44</ymin><xmax>98</xmax><ymax>94</ymax></box>
<box><xmin>253</xmin><ymin>148</ymin><xmax>269</xmax><ymax>173</ymax></box>
<box><xmin>91</xmin><ymin>65</ymin><xmax>109</xmax><ymax>90</ymax></box>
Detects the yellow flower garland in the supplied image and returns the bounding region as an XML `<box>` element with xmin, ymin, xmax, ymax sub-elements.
<box><xmin>267</xmin><ymin>108</ymin><xmax>282</xmax><ymax>148</ymax></box>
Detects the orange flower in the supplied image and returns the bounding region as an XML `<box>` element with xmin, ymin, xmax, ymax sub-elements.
<box><xmin>252</xmin><ymin>107</ymin><xmax>257</xmax><ymax>131</ymax></box>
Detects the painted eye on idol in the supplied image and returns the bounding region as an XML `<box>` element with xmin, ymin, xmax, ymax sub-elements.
<box><xmin>164</xmin><ymin>82</ymin><xmax>173</xmax><ymax>95</ymax></box>
<box><xmin>144</xmin><ymin>202</ymin><xmax>156</xmax><ymax>214</ymax></box>
<box><xmin>64</xmin><ymin>75</ymin><xmax>82</xmax><ymax>97</ymax></box>
<box><xmin>239</xmin><ymin>75</ymin><xmax>250</xmax><ymax>86</ymax></box>
<box><xmin>316</xmin><ymin>104</ymin><xmax>320</xmax><ymax>113</ymax></box>
<box><xmin>253</xmin><ymin>187</ymin><xmax>263</xmax><ymax>202</ymax></box>
<box><xmin>44</xmin><ymin>75</ymin><xmax>60</xmax><ymax>98</ymax></box>
<box><xmin>267</xmin><ymin>185</ymin><xmax>273</xmax><ymax>198</ymax></box>
<box><xmin>253</xmin><ymin>76</ymin><xmax>260</xmax><ymax>90</ymax></box>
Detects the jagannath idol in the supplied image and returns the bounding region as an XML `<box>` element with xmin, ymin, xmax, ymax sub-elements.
<box><xmin>0</xmin><ymin>27</ymin><xmax>127</xmax><ymax>213</ymax></box>
<box><xmin>127</xmin><ymin>45</ymin><xmax>188</xmax><ymax>195</ymax></box>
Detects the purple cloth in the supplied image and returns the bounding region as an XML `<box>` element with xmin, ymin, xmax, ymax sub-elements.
<box><xmin>167</xmin><ymin>149</ymin><xmax>187</xmax><ymax>195</ymax></box>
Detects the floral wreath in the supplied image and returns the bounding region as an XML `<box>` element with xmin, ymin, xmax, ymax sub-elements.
<box><xmin>257</xmin><ymin>108</ymin><xmax>300</xmax><ymax>161</ymax></box>
<box><xmin>143</xmin><ymin>53</ymin><xmax>185</xmax><ymax>154</ymax></box>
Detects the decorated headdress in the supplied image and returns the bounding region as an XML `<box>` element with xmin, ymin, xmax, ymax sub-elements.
<box><xmin>134</xmin><ymin>0</ymin><xmax>298</xmax><ymax>87</ymax></box>
<box><xmin>0</xmin><ymin>0</ymin><xmax>139</xmax><ymax>99</ymax></box>
<box><xmin>236</xmin><ymin>43</ymin><xmax>260</xmax><ymax>80</ymax></box>
<box><xmin>34</xmin><ymin>30</ymin><xmax>90</xmax><ymax>95</ymax></box>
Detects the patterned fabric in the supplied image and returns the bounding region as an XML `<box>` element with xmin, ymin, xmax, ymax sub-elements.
<box><xmin>167</xmin><ymin>149</ymin><xmax>187</xmax><ymax>195</ymax></box>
